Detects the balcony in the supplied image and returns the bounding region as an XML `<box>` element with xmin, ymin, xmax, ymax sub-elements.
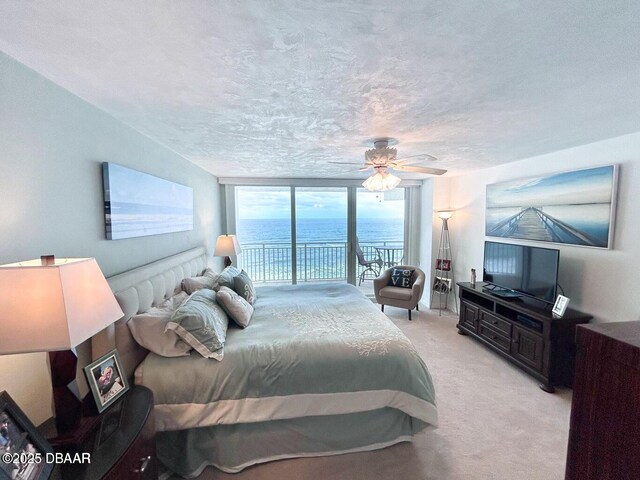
<box><xmin>237</xmin><ymin>242</ymin><xmax>404</xmax><ymax>292</ymax></box>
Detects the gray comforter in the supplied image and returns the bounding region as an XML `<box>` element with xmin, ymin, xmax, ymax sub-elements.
<box><xmin>135</xmin><ymin>283</ymin><xmax>437</xmax><ymax>433</ymax></box>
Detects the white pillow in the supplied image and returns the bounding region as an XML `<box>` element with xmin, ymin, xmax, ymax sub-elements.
<box><xmin>181</xmin><ymin>268</ymin><xmax>220</xmax><ymax>294</ymax></box>
<box><xmin>127</xmin><ymin>292</ymin><xmax>192</xmax><ymax>357</ymax></box>
<box><xmin>215</xmin><ymin>286</ymin><xmax>254</xmax><ymax>328</ymax></box>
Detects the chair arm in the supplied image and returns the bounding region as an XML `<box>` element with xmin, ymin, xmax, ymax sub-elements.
<box><xmin>374</xmin><ymin>269</ymin><xmax>392</xmax><ymax>291</ymax></box>
<box><xmin>412</xmin><ymin>274</ymin><xmax>425</xmax><ymax>299</ymax></box>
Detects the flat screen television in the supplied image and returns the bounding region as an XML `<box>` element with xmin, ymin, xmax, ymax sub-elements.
<box><xmin>483</xmin><ymin>241</ymin><xmax>559</xmax><ymax>304</ymax></box>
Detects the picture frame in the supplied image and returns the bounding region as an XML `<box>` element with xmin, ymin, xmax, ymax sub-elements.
<box><xmin>83</xmin><ymin>349</ymin><xmax>129</xmax><ymax>413</ymax></box>
<box><xmin>435</xmin><ymin>258</ymin><xmax>451</xmax><ymax>271</ymax></box>
<box><xmin>485</xmin><ymin>165</ymin><xmax>618</xmax><ymax>249</ymax></box>
<box><xmin>102</xmin><ymin>162</ymin><xmax>194</xmax><ymax>240</ymax></box>
<box><xmin>552</xmin><ymin>295</ymin><xmax>570</xmax><ymax>317</ymax></box>
<box><xmin>0</xmin><ymin>391</ymin><xmax>54</xmax><ymax>480</ymax></box>
<box><xmin>432</xmin><ymin>276</ymin><xmax>452</xmax><ymax>294</ymax></box>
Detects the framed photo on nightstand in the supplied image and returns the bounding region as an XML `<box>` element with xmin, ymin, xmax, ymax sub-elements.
<box><xmin>84</xmin><ymin>349</ymin><xmax>129</xmax><ymax>413</ymax></box>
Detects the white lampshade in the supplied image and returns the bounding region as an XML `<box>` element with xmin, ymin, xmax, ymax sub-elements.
<box><xmin>436</xmin><ymin>210</ymin><xmax>455</xmax><ymax>220</ymax></box>
<box><xmin>0</xmin><ymin>258</ymin><xmax>123</xmax><ymax>354</ymax></box>
<box><xmin>214</xmin><ymin>234</ymin><xmax>242</xmax><ymax>257</ymax></box>
<box><xmin>362</xmin><ymin>169</ymin><xmax>402</xmax><ymax>192</ymax></box>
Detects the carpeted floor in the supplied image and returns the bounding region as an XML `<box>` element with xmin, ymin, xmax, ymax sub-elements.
<box><xmin>171</xmin><ymin>306</ymin><xmax>572</xmax><ymax>480</ymax></box>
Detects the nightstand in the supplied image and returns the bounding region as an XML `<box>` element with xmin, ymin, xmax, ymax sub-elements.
<box><xmin>43</xmin><ymin>386</ymin><xmax>157</xmax><ymax>480</ymax></box>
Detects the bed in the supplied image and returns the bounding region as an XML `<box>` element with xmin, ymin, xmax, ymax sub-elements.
<box><xmin>92</xmin><ymin>247</ymin><xmax>437</xmax><ymax>477</ymax></box>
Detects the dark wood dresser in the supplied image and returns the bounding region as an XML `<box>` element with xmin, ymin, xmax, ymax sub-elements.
<box><xmin>566</xmin><ymin>321</ymin><xmax>640</xmax><ymax>480</ymax></box>
<box><xmin>457</xmin><ymin>282</ymin><xmax>591</xmax><ymax>391</ymax></box>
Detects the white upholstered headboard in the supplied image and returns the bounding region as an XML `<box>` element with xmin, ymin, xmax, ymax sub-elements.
<box><xmin>91</xmin><ymin>247</ymin><xmax>209</xmax><ymax>379</ymax></box>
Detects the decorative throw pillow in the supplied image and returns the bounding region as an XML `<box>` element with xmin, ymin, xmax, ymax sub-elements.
<box><xmin>388</xmin><ymin>267</ymin><xmax>415</xmax><ymax>288</ymax></box>
<box><xmin>127</xmin><ymin>292</ymin><xmax>192</xmax><ymax>357</ymax></box>
<box><xmin>166</xmin><ymin>289</ymin><xmax>229</xmax><ymax>360</ymax></box>
<box><xmin>215</xmin><ymin>286</ymin><xmax>254</xmax><ymax>328</ymax></box>
<box><xmin>181</xmin><ymin>268</ymin><xmax>220</xmax><ymax>294</ymax></box>
<box><xmin>233</xmin><ymin>270</ymin><xmax>257</xmax><ymax>305</ymax></box>
<box><xmin>214</xmin><ymin>266</ymin><xmax>241</xmax><ymax>290</ymax></box>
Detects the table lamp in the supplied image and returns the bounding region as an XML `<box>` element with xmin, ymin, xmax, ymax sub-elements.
<box><xmin>0</xmin><ymin>257</ymin><xmax>124</xmax><ymax>434</ymax></box>
<box><xmin>214</xmin><ymin>234</ymin><xmax>242</xmax><ymax>267</ymax></box>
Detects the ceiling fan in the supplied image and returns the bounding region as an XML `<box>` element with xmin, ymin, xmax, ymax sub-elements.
<box><xmin>329</xmin><ymin>138</ymin><xmax>447</xmax><ymax>191</ymax></box>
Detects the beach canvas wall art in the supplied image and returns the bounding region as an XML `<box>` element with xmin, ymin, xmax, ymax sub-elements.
<box><xmin>103</xmin><ymin>163</ymin><xmax>193</xmax><ymax>240</ymax></box>
<box><xmin>485</xmin><ymin>165</ymin><xmax>617</xmax><ymax>248</ymax></box>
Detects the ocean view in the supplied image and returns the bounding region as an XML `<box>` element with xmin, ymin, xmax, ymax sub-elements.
<box><xmin>237</xmin><ymin>218</ymin><xmax>404</xmax><ymax>245</ymax></box>
<box><xmin>237</xmin><ymin>218</ymin><xmax>405</xmax><ymax>283</ymax></box>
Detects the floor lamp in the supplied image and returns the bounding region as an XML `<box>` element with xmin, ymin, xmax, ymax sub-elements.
<box><xmin>0</xmin><ymin>257</ymin><xmax>124</xmax><ymax>434</ymax></box>
<box><xmin>431</xmin><ymin>210</ymin><xmax>458</xmax><ymax>316</ymax></box>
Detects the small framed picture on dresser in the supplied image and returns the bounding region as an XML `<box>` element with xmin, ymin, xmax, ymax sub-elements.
<box><xmin>84</xmin><ymin>349</ymin><xmax>130</xmax><ymax>413</ymax></box>
<box><xmin>0</xmin><ymin>391</ymin><xmax>54</xmax><ymax>480</ymax></box>
<box><xmin>552</xmin><ymin>295</ymin><xmax>570</xmax><ymax>318</ymax></box>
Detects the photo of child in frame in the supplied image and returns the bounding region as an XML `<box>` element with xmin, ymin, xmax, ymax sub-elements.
<box><xmin>84</xmin><ymin>350</ymin><xmax>129</xmax><ymax>413</ymax></box>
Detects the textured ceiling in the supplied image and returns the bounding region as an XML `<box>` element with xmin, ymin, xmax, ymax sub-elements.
<box><xmin>0</xmin><ymin>1</ymin><xmax>639</xmax><ymax>179</ymax></box>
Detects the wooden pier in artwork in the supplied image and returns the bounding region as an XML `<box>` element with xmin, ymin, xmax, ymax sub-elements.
<box><xmin>487</xmin><ymin>207</ymin><xmax>599</xmax><ymax>246</ymax></box>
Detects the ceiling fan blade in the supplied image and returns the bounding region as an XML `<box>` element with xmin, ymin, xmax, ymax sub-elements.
<box><xmin>329</xmin><ymin>161</ymin><xmax>364</xmax><ymax>165</ymax></box>
<box><xmin>395</xmin><ymin>153</ymin><xmax>438</xmax><ymax>163</ymax></box>
<box><xmin>394</xmin><ymin>165</ymin><xmax>447</xmax><ymax>175</ymax></box>
<box><xmin>359</xmin><ymin>166</ymin><xmax>372</xmax><ymax>171</ymax></box>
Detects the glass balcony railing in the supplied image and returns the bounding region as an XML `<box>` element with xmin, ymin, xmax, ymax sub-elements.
<box><xmin>238</xmin><ymin>242</ymin><xmax>404</xmax><ymax>284</ymax></box>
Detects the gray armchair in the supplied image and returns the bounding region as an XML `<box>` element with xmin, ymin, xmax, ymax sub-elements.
<box><xmin>374</xmin><ymin>266</ymin><xmax>425</xmax><ymax>320</ymax></box>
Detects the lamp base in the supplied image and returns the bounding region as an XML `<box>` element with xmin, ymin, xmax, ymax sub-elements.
<box><xmin>224</xmin><ymin>256</ymin><xmax>233</xmax><ymax>268</ymax></box>
<box><xmin>49</xmin><ymin>350</ymin><xmax>82</xmax><ymax>435</ymax></box>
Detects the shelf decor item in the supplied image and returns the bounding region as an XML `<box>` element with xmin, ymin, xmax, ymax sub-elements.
<box><xmin>552</xmin><ymin>295</ymin><xmax>570</xmax><ymax>318</ymax></box>
<box><xmin>0</xmin><ymin>391</ymin><xmax>54</xmax><ymax>480</ymax></box>
<box><xmin>431</xmin><ymin>210</ymin><xmax>458</xmax><ymax>316</ymax></box>
<box><xmin>84</xmin><ymin>350</ymin><xmax>130</xmax><ymax>414</ymax></box>
<box><xmin>0</xmin><ymin>257</ymin><xmax>124</xmax><ymax>435</ymax></box>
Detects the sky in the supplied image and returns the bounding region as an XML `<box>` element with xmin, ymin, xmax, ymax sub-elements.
<box><xmin>106</xmin><ymin>163</ymin><xmax>193</xmax><ymax>209</ymax></box>
<box><xmin>486</xmin><ymin>165</ymin><xmax>615</xmax><ymax>208</ymax></box>
<box><xmin>236</xmin><ymin>186</ymin><xmax>405</xmax><ymax>220</ymax></box>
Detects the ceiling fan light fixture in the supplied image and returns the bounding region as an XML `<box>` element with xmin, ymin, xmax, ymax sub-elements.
<box><xmin>365</xmin><ymin>146</ymin><xmax>397</xmax><ymax>165</ymax></box>
<box><xmin>362</xmin><ymin>167</ymin><xmax>402</xmax><ymax>192</ymax></box>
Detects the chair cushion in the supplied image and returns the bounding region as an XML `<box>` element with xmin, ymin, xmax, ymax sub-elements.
<box><xmin>378</xmin><ymin>286</ymin><xmax>413</xmax><ymax>301</ymax></box>
<box><xmin>387</xmin><ymin>267</ymin><xmax>415</xmax><ymax>288</ymax></box>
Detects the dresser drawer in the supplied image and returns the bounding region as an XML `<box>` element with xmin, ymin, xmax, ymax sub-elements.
<box><xmin>480</xmin><ymin>310</ymin><xmax>512</xmax><ymax>336</ymax></box>
<box><xmin>479</xmin><ymin>323</ymin><xmax>511</xmax><ymax>353</ymax></box>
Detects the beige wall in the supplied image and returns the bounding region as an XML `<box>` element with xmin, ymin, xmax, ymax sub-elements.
<box><xmin>0</xmin><ymin>53</ymin><xmax>222</xmax><ymax>424</ymax></box>
<box><xmin>423</xmin><ymin>132</ymin><xmax>640</xmax><ymax>321</ymax></box>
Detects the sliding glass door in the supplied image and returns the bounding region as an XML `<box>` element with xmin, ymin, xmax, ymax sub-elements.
<box><xmin>232</xmin><ymin>185</ymin><xmax>407</xmax><ymax>290</ymax></box>
<box><xmin>355</xmin><ymin>188</ymin><xmax>406</xmax><ymax>294</ymax></box>
<box><xmin>235</xmin><ymin>186</ymin><xmax>292</xmax><ymax>283</ymax></box>
<box><xmin>295</xmin><ymin>187</ymin><xmax>348</xmax><ymax>283</ymax></box>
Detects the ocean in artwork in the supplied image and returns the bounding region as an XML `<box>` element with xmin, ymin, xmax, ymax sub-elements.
<box><xmin>485</xmin><ymin>165</ymin><xmax>616</xmax><ymax>248</ymax></box>
<box><xmin>103</xmin><ymin>163</ymin><xmax>194</xmax><ymax>240</ymax></box>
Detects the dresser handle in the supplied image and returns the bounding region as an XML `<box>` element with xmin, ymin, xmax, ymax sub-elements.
<box><xmin>134</xmin><ymin>456</ymin><xmax>151</xmax><ymax>474</ymax></box>
<box><xmin>492</xmin><ymin>321</ymin><xmax>498</xmax><ymax>325</ymax></box>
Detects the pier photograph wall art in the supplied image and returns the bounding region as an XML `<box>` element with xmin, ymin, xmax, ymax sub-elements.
<box><xmin>485</xmin><ymin>165</ymin><xmax>617</xmax><ymax>248</ymax></box>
